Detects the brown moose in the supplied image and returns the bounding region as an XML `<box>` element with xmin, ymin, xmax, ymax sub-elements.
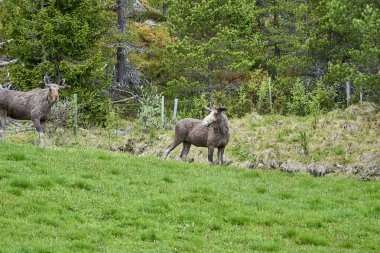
<box><xmin>163</xmin><ymin>104</ymin><xmax>229</xmax><ymax>164</ymax></box>
<box><xmin>0</xmin><ymin>76</ymin><xmax>69</xmax><ymax>148</ymax></box>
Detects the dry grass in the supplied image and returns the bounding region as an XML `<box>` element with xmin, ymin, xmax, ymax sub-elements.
<box><xmin>4</xmin><ymin>103</ymin><xmax>379</xmax><ymax>179</ymax></box>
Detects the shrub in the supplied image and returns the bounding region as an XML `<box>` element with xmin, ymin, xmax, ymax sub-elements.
<box><xmin>287</xmin><ymin>80</ymin><xmax>309</xmax><ymax>115</ymax></box>
<box><xmin>257</xmin><ymin>78</ymin><xmax>273</xmax><ymax>114</ymax></box>
<box><xmin>178</xmin><ymin>92</ymin><xmax>209</xmax><ymax>119</ymax></box>
<box><xmin>287</xmin><ymin>80</ymin><xmax>337</xmax><ymax>116</ymax></box>
<box><xmin>307</xmin><ymin>82</ymin><xmax>336</xmax><ymax>114</ymax></box>
<box><xmin>299</xmin><ymin>131</ymin><xmax>309</xmax><ymax>156</ymax></box>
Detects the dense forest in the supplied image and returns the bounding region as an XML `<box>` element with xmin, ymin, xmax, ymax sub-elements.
<box><xmin>0</xmin><ymin>0</ymin><xmax>379</xmax><ymax>125</ymax></box>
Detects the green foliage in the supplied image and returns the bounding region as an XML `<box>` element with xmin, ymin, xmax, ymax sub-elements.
<box><xmin>163</xmin><ymin>0</ymin><xmax>261</xmax><ymax>117</ymax></box>
<box><xmin>1</xmin><ymin>0</ymin><xmax>379</xmax><ymax>122</ymax></box>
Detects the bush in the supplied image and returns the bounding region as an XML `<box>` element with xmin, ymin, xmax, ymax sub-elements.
<box><xmin>49</xmin><ymin>100</ymin><xmax>72</xmax><ymax>128</ymax></box>
<box><xmin>306</xmin><ymin>82</ymin><xmax>336</xmax><ymax>114</ymax></box>
<box><xmin>287</xmin><ymin>80</ymin><xmax>337</xmax><ymax>116</ymax></box>
<box><xmin>178</xmin><ymin>92</ymin><xmax>209</xmax><ymax>119</ymax></box>
<box><xmin>212</xmin><ymin>84</ymin><xmax>253</xmax><ymax>118</ymax></box>
<box><xmin>287</xmin><ymin>80</ymin><xmax>309</xmax><ymax>115</ymax></box>
<box><xmin>137</xmin><ymin>92</ymin><xmax>173</xmax><ymax>131</ymax></box>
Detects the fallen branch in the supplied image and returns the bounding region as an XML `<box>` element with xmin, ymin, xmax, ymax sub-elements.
<box><xmin>112</xmin><ymin>95</ymin><xmax>140</xmax><ymax>104</ymax></box>
<box><xmin>0</xmin><ymin>59</ymin><xmax>17</xmax><ymax>67</ymax></box>
<box><xmin>0</xmin><ymin>83</ymin><xmax>12</xmax><ymax>90</ymax></box>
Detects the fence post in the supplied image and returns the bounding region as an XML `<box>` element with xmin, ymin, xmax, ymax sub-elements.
<box><xmin>268</xmin><ymin>76</ymin><xmax>273</xmax><ymax>111</ymax></box>
<box><xmin>173</xmin><ymin>98</ymin><xmax>178</xmax><ymax>120</ymax></box>
<box><xmin>73</xmin><ymin>93</ymin><xmax>78</xmax><ymax>136</ymax></box>
<box><xmin>161</xmin><ymin>95</ymin><xmax>165</xmax><ymax>125</ymax></box>
<box><xmin>360</xmin><ymin>92</ymin><xmax>363</xmax><ymax>103</ymax></box>
<box><xmin>346</xmin><ymin>81</ymin><xmax>351</xmax><ymax>106</ymax></box>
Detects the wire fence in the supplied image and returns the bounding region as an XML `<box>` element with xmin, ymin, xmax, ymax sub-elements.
<box><xmin>4</xmin><ymin>82</ymin><xmax>376</xmax><ymax>134</ymax></box>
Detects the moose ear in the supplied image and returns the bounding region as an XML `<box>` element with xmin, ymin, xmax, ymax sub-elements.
<box><xmin>216</xmin><ymin>106</ymin><xmax>227</xmax><ymax>112</ymax></box>
<box><xmin>44</xmin><ymin>76</ymin><xmax>49</xmax><ymax>86</ymax></box>
<box><xmin>202</xmin><ymin>106</ymin><xmax>211</xmax><ymax>111</ymax></box>
<box><xmin>58</xmin><ymin>79</ymin><xmax>70</xmax><ymax>89</ymax></box>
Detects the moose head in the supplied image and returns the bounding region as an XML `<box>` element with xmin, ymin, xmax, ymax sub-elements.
<box><xmin>202</xmin><ymin>103</ymin><xmax>228</xmax><ymax>127</ymax></box>
<box><xmin>44</xmin><ymin>76</ymin><xmax>70</xmax><ymax>103</ymax></box>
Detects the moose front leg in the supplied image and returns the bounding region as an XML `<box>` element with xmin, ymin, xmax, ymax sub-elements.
<box><xmin>32</xmin><ymin>119</ymin><xmax>44</xmax><ymax>148</ymax></box>
<box><xmin>0</xmin><ymin>115</ymin><xmax>5</xmax><ymax>141</ymax></box>
<box><xmin>208</xmin><ymin>146</ymin><xmax>215</xmax><ymax>165</ymax></box>
<box><xmin>217</xmin><ymin>146</ymin><xmax>225</xmax><ymax>165</ymax></box>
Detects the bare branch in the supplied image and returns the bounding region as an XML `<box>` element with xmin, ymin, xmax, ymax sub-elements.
<box><xmin>106</xmin><ymin>3</ymin><xmax>120</xmax><ymax>12</ymax></box>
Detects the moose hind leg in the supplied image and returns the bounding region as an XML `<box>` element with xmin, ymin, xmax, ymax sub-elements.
<box><xmin>163</xmin><ymin>140</ymin><xmax>182</xmax><ymax>160</ymax></box>
<box><xmin>180</xmin><ymin>142</ymin><xmax>191</xmax><ymax>161</ymax></box>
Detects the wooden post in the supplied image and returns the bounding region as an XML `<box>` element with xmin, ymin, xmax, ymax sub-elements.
<box><xmin>162</xmin><ymin>1</ymin><xmax>168</xmax><ymax>16</ymax></box>
<box><xmin>268</xmin><ymin>76</ymin><xmax>273</xmax><ymax>111</ymax></box>
<box><xmin>346</xmin><ymin>81</ymin><xmax>351</xmax><ymax>106</ymax></box>
<box><xmin>161</xmin><ymin>95</ymin><xmax>165</xmax><ymax>125</ymax></box>
<box><xmin>360</xmin><ymin>92</ymin><xmax>363</xmax><ymax>103</ymax></box>
<box><xmin>73</xmin><ymin>93</ymin><xmax>78</xmax><ymax>136</ymax></box>
<box><xmin>173</xmin><ymin>99</ymin><xmax>178</xmax><ymax>120</ymax></box>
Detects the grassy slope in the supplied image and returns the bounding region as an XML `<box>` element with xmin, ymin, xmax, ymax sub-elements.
<box><xmin>0</xmin><ymin>142</ymin><xmax>379</xmax><ymax>252</ymax></box>
<box><xmin>126</xmin><ymin>104</ymin><xmax>379</xmax><ymax>179</ymax></box>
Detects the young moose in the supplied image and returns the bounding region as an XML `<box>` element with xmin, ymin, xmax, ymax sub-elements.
<box><xmin>0</xmin><ymin>77</ymin><xmax>69</xmax><ymax>148</ymax></box>
<box><xmin>163</xmin><ymin>104</ymin><xmax>229</xmax><ymax>164</ymax></box>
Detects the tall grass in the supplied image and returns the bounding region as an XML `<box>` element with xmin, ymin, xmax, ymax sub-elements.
<box><xmin>0</xmin><ymin>142</ymin><xmax>379</xmax><ymax>252</ymax></box>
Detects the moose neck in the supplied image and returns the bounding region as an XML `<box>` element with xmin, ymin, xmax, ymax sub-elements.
<box><xmin>45</xmin><ymin>89</ymin><xmax>57</xmax><ymax>105</ymax></box>
<box><xmin>210</xmin><ymin>116</ymin><xmax>229</xmax><ymax>134</ymax></box>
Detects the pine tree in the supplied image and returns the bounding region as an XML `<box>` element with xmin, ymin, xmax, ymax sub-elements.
<box><xmin>165</xmin><ymin>0</ymin><xmax>261</xmax><ymax>95</ymax></box>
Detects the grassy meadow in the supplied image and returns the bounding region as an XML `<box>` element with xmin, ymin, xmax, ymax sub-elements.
<box><xmin>0</xmin><ymin>142</ymin><xmax>379</xmax><ymax>252</ymax></box>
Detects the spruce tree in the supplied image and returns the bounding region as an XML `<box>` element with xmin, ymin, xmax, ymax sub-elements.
<box><xmin>0</xmin><ymin>0</ymin><xmax>114</xmax><ymax>122</ymax></box>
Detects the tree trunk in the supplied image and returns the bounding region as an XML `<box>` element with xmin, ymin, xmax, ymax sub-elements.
<box><xmin>116</xmin><ymin>0</ymin><xmax>127</xmax><ymax>85</ymax></box>
<box><xmin>273</xmin><ymin>0</ymin><xmax>280</xmax><ymax>58</ymax></box>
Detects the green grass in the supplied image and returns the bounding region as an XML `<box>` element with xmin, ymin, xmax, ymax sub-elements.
<box><xmin>0</xmin><ymin>142</ymin><xmax>379</xmax><ymax>252</ymax></box>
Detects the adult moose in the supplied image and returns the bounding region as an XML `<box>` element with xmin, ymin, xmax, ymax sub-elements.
<box><xmin>163</xmin><ymin>104</ymin><xmax>229</xmax><ymax>164</ymax></box>
<box><xmin>0</xmin><ymin>76</ymin><xmax>70</xmax><ymax>148</ymax></box>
